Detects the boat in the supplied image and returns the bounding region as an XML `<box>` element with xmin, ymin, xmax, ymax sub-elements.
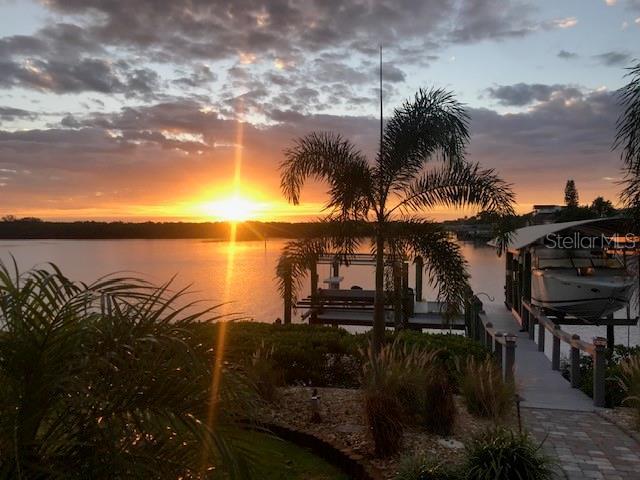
<box><xmin>530</xmin><ymin>246</ymin><xmax>634</xmax><ymax>320</ymax></box>
<box><xmin>494</xmin><ymin>217</ymin><xmax>637</xmax><ymax>322</ymax></box>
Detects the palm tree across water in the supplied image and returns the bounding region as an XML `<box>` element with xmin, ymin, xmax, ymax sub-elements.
<box><xmin>277</xmin><ymin>87</ymin><xmax>515</xmax><ymax>351</ymax></box>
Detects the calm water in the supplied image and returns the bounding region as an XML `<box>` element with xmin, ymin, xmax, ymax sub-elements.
<box><xmin>1</xmin><ymin>238</ymin><xmax>639</xmax><ymax>349</ymax></box>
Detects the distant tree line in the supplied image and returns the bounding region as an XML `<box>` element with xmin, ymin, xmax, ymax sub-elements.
<box><xmin>0</xmin><ymin>217</ymin><xmax>438</xmax><ymax>241</ymax></box>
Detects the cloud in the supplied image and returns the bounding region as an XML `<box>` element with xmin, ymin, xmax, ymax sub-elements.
<box><xmin>0</xmin><ymin>85</ymin><xmax>625</xmax><ymax>217</ymax></box>
<box><xmin>551</xmin><ymin>17</ymin><xmax>578</xmax><ymax>29</ymax></box>
<box><xmin>0</xmin><ymin>107</ymin><xmax>38</xmax><ymax>123</ymax></box>
<box><xmin>557</xmin><ymin>49</ymin><xmax>579</xmax><ymax>59</ymax></box>
<box><xmin>593</xmin><ymin>51</ymin><xmax>632</xmax><ymax>66</ymax></box>
<box><xmin>486</xmin><ymin>83</ymin><xmax>582</xmax><ymax>106</ymax></box>
<box><xmin>0</xmin><ymin>58</ymin><xmax>160</xmax><ymax>97</ymax></box>
<box><xmin>448</xmin><ymin>0</ymin><xmax>538</xmax><ymax>43</ymax></box>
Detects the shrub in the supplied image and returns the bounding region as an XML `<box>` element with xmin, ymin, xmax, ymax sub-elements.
<box><xmin>619</xmin><ymin>354</ymin><xmax>640</xmax><ymax>428</ymax></box>
<box><xmin>423</xmin><ymin>367</ymin><xmax>456</xmax><ymax>436</ymax></box>
<box><xmin>561</xmin><ymin>344</ymin><xmax>640</xmax><ymax>407</ymax></box>
<box><xmin>361</xmin><ymin>341</ymin><xmax>439</xmax><ymax>456</ymax></box>
<box><xmin>365</xmin><ymin>388</ymin><xmax>404</xmax><ymax>457</ymax></box>
<box><xmin>395</xmin><ymin>454</ymin><xmax>461</xmax><ymax>480</ymax></box>
<box><xmin>458</xmin><ymin>357</ymin><xmax>514</xmax><ymax>420</ymax></box>
<box><xmin>393</xmin><ymin>331</ymin><xmax>491</xmax><ymax>390</ymax></box>
<box><xmin>246</xmin><ymin>341</ymin><xmax>284</xmax><ymax>403</ymax></box>
<box><xmin>0</xmin><ymin>262</ymin><xmax>255</xmax><ymax>478</ymax></box>
<box><xmin>463</xmin><ymin>428</ymin><xmax>554</xmax><ymax>480</ymax></box>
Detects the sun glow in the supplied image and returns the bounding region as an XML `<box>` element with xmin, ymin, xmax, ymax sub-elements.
<box><xmin>203</xmin><ymin>195</ymin><xmax>261</xmax><ymax>222</ymax></box>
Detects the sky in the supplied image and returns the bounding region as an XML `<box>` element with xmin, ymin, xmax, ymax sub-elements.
<box><xmin>0</xmin><ymin>0</ymin><xmax>639</xmax><ymax>222</ymax></box>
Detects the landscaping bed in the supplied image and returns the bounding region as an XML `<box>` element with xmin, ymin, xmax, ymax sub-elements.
<box><xmin>258</xmin><ymin>387</ymin><xmax>510</xmax><ymax>479</ymax></box>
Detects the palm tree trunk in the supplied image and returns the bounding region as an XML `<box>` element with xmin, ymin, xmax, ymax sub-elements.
<box><xmin>373</xmin><ymin>230</ymin><xmax>385</xmax><ymax>352</ymax></box>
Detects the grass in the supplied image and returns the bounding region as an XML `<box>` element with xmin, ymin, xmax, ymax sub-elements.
<box><xmin>464</xmin><ymin>428</ymin><xmax>554</xmax><ymax>480</ymax></box>
<box><xmin>232</xmin><ymin>431</ymin><xmax>350</xmax><ymax>480</ymax></box>
<box><xmin>458</xmin><ymin>357</ymin><xmax>515</xmax><ymax>420</ymax></box>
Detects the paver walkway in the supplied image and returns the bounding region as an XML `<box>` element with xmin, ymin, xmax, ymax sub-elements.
<box><xmin>523</xmin><ymin>408</ymin><xmax>640</xmax><ymax>480</ymax></box>
<box><xmin>482</xmin><ymin>302</ymin><xmax>640</xmax><ymax>479</ymax></box>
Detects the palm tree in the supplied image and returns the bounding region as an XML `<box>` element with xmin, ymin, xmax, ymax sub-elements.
<box><xmin>616</xmin><ymin>62</ymin><xmax>640</xmax><ymax>222</ymax></box>
<box><xmin>278</xmin><ymin>88</ymin><xmax>515</xmax><ymax>351</ymax></box>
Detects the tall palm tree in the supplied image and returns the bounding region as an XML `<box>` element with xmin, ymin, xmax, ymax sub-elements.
<box><xmin>616</xmin><ymin>62</ymin><xmax>640</xmax><ymax>221</ymax></box>
<box><xmin>278</xmin><ymin>88</ymin><xmax>515</xmax><ymax>351</ymax></box>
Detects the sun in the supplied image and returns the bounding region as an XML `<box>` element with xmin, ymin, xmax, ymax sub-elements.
<box><xmin>203</xmin><ymin>195</ymin><xmax>260</xmax><ymax>222</ymax></box>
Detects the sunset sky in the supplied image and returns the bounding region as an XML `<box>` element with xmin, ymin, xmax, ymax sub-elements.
<box><xmin>0</xmin><ymin>0</ymin><xmax>639</xmax><ymax>221</ymax></box>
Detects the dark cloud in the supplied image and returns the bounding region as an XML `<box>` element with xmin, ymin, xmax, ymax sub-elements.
<box><xmin>593</xmin><ymin>51</ymin><xmax>632</xmax><ymax>66</ymax></box>
<box><xmin>0</xmin><ymin>58</ymin><xmax>159</xmax><ymax>97</ymax></box>
<box><xmin>380</xmin><ymin>64</ymin><xmax>406</xmax><ymax>83</ymax></box>
<box><xmin>557</xmin><ymin>49</ymin><xmax>578</xmax><ymax>60</ymax></box>
<box><xmin>486</xmin><ymin>83</ymin><xmax>582</xmax><ymax>106</ymax></box>
<box><xmin>448</xmin><ymin>0</ymin><xmax>537</xmax><ymax>43</ymax></box>
<box><xmin>173</xmin><ymin>64</ymin><xmax>217</xmax><ymax>88</ymax></box>
<box><xmin>0</xmin><ymin>107</ymin><xmax>38</xmax><ymax>123</ymax></box>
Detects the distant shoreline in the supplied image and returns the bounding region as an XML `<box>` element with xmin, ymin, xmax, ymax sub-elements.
<box><xmin>0</xmin><ymin>218</ymin><xmax>497</xmax><ymax>241</ymax></box>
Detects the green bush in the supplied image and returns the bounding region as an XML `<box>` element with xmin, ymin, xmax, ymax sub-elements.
<box><xmin>194</xmin><ymin>323</ymin><xmax>491</xmax><ymax>389</ymax></box>
<box><xmin>395</xmin><ymin>454</ymin><xmax>461</xmax><ymax>480</ymax></box>
<box><xmin>560</xmin><ymin>345</ymin><xmax>640</xmax><ymax>408</ymax></box>
<box><xmin>193</xmin><ymin>322</ymin><xmax>361</xmax><ymax>387</ymax></box>
<box><xmin>619</xmin><ymin>354</ymin><xmax>640</xmax><ymax>428</ymax></box>
<box><xmin>246</xmin><ymin>341</ymin><xmax>284</xmax><ymax>403</ymax></box>
<box><xmin>464</xmin><ymin>428</ymin><xmax>554</xmax><ymax>480</ymax></box>
<box><xmin>458</xmin><ymin>357</ymin><xmax>514</xmax><ymax>420</ymax></box>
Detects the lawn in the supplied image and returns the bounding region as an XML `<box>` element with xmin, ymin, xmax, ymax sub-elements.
<box><xmin>240</xmin><ymin>431</ymin><xmax>349</xmax><ymax>480</ymax></box>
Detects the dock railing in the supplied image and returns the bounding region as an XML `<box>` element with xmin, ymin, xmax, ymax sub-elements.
<box><xmin>465</xmin><ymin>296</ymin><xmax>517</xmax><ymax>383</ymax></box>
<box><xmin>521</xmin><ymin>300</ymin><xmax>607</xmax><ymax>407</ymax></box>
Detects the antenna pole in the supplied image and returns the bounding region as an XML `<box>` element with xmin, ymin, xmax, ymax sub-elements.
<box><xmin>379</xmin><ymin>45</ymin><xmax>383</xmax><ymax>156</ymax></box>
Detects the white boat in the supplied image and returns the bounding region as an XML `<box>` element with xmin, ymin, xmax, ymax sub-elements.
<box><xmin>530</xmin><ymin>247</ymin><xmax>634</xmax><ymax>320</ymax></box>
<box><xmin>491</xmin><ymin>217</ymin><xmax>637</xmax><ymax>322</ymax></box>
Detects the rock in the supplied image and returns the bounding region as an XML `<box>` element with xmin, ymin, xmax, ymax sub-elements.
<box><xmin>437</xmin><ymin>438</ymin><xmax>464</xmax><ymax>450</ymax></box>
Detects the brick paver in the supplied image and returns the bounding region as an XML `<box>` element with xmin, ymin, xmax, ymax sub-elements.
<box><xmin>523</xmin><ymin>408</ymin><xmax>640</xmax><ymax>479</ymax></box>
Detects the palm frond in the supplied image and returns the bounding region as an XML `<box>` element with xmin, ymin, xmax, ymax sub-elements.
<box><xmin>377</xmin><ymin>88</ymin><xmax>470</xmax><ymax>199</ymax></box>
<box><xmin>280</xmin><ymin>132</ymin><xmax>374</xmax><ymax>220</ymax></box>
<box><xmin>615</xmin><ymin>61</ymin><xmax>640</xmax><ymax>174</ymax></box>
<box><xmin>386</xmin><ymin>219</ymin><xmax>470</xmax><ymax>317</ymax></box>
<box><xmin>392</xmin><ymin>161</ymin><xmax>515</xmax><ymax>218</ymax></box>
<box><xmin>0</xmin><ymin>261</ymin><xmax>256</xmax><ymax>479</ymax></box>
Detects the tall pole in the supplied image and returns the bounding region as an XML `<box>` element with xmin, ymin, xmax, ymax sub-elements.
<box><xmin>379</xmin><ymin>45</ymin><xmax>383</xmax><ymax>155</ymax></box>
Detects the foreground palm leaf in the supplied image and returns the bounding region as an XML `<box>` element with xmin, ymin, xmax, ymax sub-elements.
<box><xmin>278</xmin><ymin>88</ymin><xmax>515</xmax><ymax>350</ymax></box>
<box><xmin>617</xmin><ymin>62</ymin><xmax>640</xmax><ymax>224</ymax></box>
<box><xmin>0</xmin><ymin>261</ymin><xmax>256</xmax><ymax>479</ymax></box>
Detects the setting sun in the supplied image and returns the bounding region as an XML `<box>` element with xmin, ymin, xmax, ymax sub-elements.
<box><xmin>203</xmin><ymin>195</ymin><xmax>261</xmax><ymax>222</ymax></box>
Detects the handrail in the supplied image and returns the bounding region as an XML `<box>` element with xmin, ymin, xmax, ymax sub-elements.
<box><xmin>522</xmin><ymin>301</ymin><xmax>595</xmax><ymax>354</ymax></box>
<box><xmin>466</xmin><ymin>295</ymin><xmax>517</xmax><ymax>383</ymax></box>
<box><xmin>521</xmin><ymin>299</ymin><xmax>607</xmax><ymax>407</ymax></box>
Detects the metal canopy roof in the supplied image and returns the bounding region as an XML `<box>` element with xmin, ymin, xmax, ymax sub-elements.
<box><xmin>492</xmin><ymin>217</ymin><xmax>631</xmax><ymax>251</ymax></box>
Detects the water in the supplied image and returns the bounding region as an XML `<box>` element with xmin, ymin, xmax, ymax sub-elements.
<box><xmin>1</xmin><ymin>238</ymin><xmax>639</xmax><ymax>348</ymax></box>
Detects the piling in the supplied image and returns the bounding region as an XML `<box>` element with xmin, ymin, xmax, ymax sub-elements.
<box><xmin>593</xmin><ymin>337</ymin><xmax>607</xmax><ymax>408</ymax></box>
<box><xmin>414</xmin><ymin>256</ymin><xmax>423</xmax><ymax>302</ymax></box>
<box><xmin>570</xmin><ymin>334</ymin><xmax>581</xmax><ymax>388</ymax></box>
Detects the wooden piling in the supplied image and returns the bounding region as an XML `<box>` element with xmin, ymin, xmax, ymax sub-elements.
<box><xmin>552</xmin><ymin>325</ymin><xmax>561</xmax><ymax>371</ymax></box>
<box><xmin>593</xmin><ymin>337</ymin><xmax>607</xmax><ymax>408</ymax></box>
<box><xmin>414</xmin><ymin>256</ymin><xmax>423</xmax><ymax>302</ymax></box>
<box><xmin>537</xmin><ymin>320</ymin><xmax>545</xmax><ymax>352</ymax></box>
<box><xmin>606</xmin><ymin>318</ymin><xmax>614</xmax><ymax>352</ymax></box>
<box><xmin>570</xmin><ymin>334</ymin><xmax>581</xmax><ymax>388</ymax></box>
